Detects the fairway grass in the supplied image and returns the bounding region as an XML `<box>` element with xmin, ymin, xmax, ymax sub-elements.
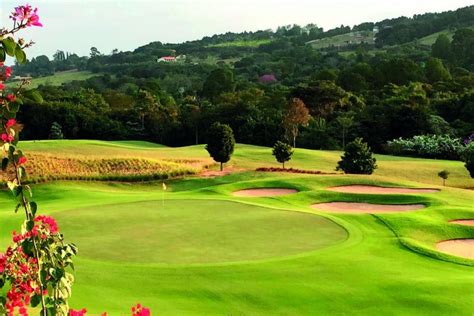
<box><xmin>0</xmin><ymin>140</ymin><xmax>473</xmax><ymax>314</ymax></box>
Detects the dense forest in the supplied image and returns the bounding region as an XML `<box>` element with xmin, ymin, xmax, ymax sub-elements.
<box><xmin>12</xmin><ymin>5</ymin><xmax>474</xmax><ymax>158</ymax></box>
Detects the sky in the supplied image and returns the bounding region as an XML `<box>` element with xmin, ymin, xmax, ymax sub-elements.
<box><xmin>0</xmin><ymin>0</ymin><xmax>473</xmax><ymax>59</ymax></box>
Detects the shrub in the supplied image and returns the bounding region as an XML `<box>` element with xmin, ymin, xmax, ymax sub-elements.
<box><xmin>205</xmin><ymin>122</ymin><xmax>235</xmax><ymax>171</ymax></box>
<box><xmin>386</xmin><ymin>134</ymin><xmax>464</xmax><ymax>160</ymax></box>
<box><xmin>272</xmin><ymin>141</ymin><xmax>293</xmax><ymax>168</ymax></box>
<box><xmin>336</xmin><ymin>138</ymin><xmax>377</xmax><ymax>174</ymax></box>
<box><xmin>437</xmin><ymin>170</ymin><xmax>450</xmax><ymax>186</ymax></box>
<box><xmin>49</xmin><ymin>121</ymin><xmax>64</xmax><ymax>139</ymax></box>
<box><xmin>462</xmin><ymin>143</ymin><xmax>474</xmax><ymax>178</ymax></box>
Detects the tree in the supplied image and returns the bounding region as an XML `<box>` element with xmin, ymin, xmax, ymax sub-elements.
<box><xmin>49</xmin><ymin>121</ymin><xmax>64</xmax><ymax>139</ymax></box>
<box><xmin>336</xmin><ymin>138</ymin><xmax>377</xmax><ymax>174</ymax></box>
<box><xmin>201</xmin><ymin>68</ymin><xmax>235</xmax><ymax>100</ymax></box>
<box><xmin>462</xmin><ymin>144</ymin><xmax>474</xmax><ymax>178</ymax></box>
<box><xmin>451</xmin><ymin>28</ymin><xmax>474</xmax><ymax>67</ymax></box>
<box><xmin>90</xmin><ymin>46</ymin><xmax>101</xmax><ymax>58</ymax></box>
<box><xmin>283</xmin><ymin>98</ymin><xmax>310</xmax><ymax>148</ymax></box>
<box><xmin>425</xmin><ymin>57</ymin><xmax>451</xmax><ymax>83</ymax></box>
<box><xmin>53</xmin><ymin>50</ymin><xmax>65</xmax><ymax>61</ymax></box>
<box><xmin>438</xmin><ymin>170</ymin><xmax>450</xmax><ymax>186</ymax></box>
<box><xmin>431</xmin><ymin>34</ymin><xmax>451</xmax><ymax>60</ymax></box>
<box><xmin>272</xmin><ymin>141</ymin><xmax>294</xmax><ymax>168</ymax></box>
<box><xmin>205</xmin><ymin>122</ymin><xmax>235</xmax><ymax>171</ymax></box>
<box><xmin>336</xmin><ymin>114</ymin><xmax>354</xmax><ymax>148</ymax></box>
<box><xmin>134</xmin><ymin>89</ymin><xmax>158</xmax><ymax>130</ymax></box>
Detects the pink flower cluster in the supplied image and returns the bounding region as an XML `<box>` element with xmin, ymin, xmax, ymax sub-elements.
<box><xmin>0</xmin><ymin>62</ymin><xmax>12</xmax><ymax>92</ymax></box>
<box><xmin>0</xmin><ymin>246</ymin><xmax>41</xmax><ymax>316</ymax></box>
<box><xmin>132</xmin><ymin>304</ymin><xmax>151</xmax><ymax>316</ymax></box>
<box><xmin>10</xmin><ymin>4</ymin><xmax>42</xmax><ymax>27</ymax></box>
<box><xmin>2</xmin><ymin>119</ymin><xmax>17</xmax><ymax>144</ymax></box>
<box><xmin>0</xmin><ymin>216</ymin><xmax>61</xmax><ymax>315</ymax></box>
<box><xmin>69</xmin><ymin>304</ymin><xmax>151</xmax><ymax>316</ymax></box>
<box><xmin>12</xmin><ymin>216</ymin><xmax>58</xmax><ymax>244</ymax></box>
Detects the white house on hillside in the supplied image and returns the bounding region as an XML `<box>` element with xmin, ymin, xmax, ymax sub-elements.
<box><xmin>157</xmin><ymin>55</ymin><xmax>186</xmax><ymax>63</ymax></box>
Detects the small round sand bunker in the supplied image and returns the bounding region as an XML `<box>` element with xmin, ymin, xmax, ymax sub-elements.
<box><xmin>233</xmin><ymin>188</ymin><xmax>298</xmax><ymax>197</ymax></box>
<box><xmin>436</xmin><ymin>239</ymin><xmax>474</xmax><ymax>259</ymax></box>
<box><xmin>328</xmin><ymin>185</ymin><xmax>438</xmax><ymax>195</ymax></box>
<box><xmin>311</xmin><ymin>202</ymin><xmax>425</xmax><ymax>214</ymax></box>
<box><xmin>449</xmin><ymin>219</ymin><xmax>474</xmax><ymax>227</ymax></box>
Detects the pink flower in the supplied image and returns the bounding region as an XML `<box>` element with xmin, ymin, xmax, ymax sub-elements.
<box><xmin>18</xmin><ymin>156</ymin><xmax>27</xmax><ymax>165</ymax></box>
<box><xmin>5</xmin><ymin>119</ymin><xmax>16</xmax><ymax>128</ymax></box>
<box><xmin>132</xmin><ymin>304</ymin><xmax>151</xmax><ymax>316</ymax></box>
<box><xmin>35</xmin><ymin>215</ymin><xmax>59</xmax><ymax>234</ymax></box>
<box><xmin>0</xmin><ymin>82</ymin><xmax>4</xmax><ymax>90</ymax></box>
<box><xmin>6</xmin><ymin>94</ymin><xmax>16</xmax><ymax>102</ymax></box>
<box><xmin>1</xmin><ymin>133</ymin><xmax>14</xmax><ymax>143</ymax></box>
<box><xmin>70</xmin><ymin>308</ymin><xmax>87</xmax><ymax>316</ymax></box>
<box><xmin>5</xmin><ymin>67</ymin><xmax>12</xmax><ymax>79</ymax></box>
<box><xmin>11</xmin><ymin>4</ymin><xmax>42</xmax><ymax>27</ymax></box>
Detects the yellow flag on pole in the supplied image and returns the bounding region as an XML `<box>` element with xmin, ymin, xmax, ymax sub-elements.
<box><xmin>162</xmin><ymin>182</ymin><xmax>167</xmax><ymax>191</ymax></box>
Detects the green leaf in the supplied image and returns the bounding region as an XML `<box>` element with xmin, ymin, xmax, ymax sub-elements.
<box><xmin>0</xmin><ymin>48</ymin><xmax>5</xmax><ymax>62</ymax></box>
<box><xmin>6</xmin><ymin>101</ymin><xmax>20</xmax><ymax>114</ymax></box>
<box><xmin>14</xmin><ymin>46</ymin><xmax>26</xmax><ymax>64</ymax></box>
<box><xmin>30</xmin><ymin>201</ymin><xmax>37</xmax><ymax>216</ymax></box>
<box><xmin>2</xmin><ymin>38</ymin><xmax>17</xmax><ymax>57</ymax></box>
<box><xmin>26</xmin><ymin>219</ymin><xmax>34</xmax><ymax>231</ymax></box>
<box><xmin>14</xmin><ymin>203</ymin><xmax>21</xmax><ymax>213</ymax></box>
<box><xmin>1</xmin><ymin>158</ymin><xmax>8</xmax><ymax>171</ymax></box>
<box><xmin>30</xmin><ymin>294</ymin><xmax>41</xmax><ymax>307</ymax></box>
<box><xmin>8</xmin><ymin>144</ymin><xmax>15</xmax><ymax>158</ymax></box>
<box><xmin>18</xmin><ymin>166</ymin><xmax>26</xmax><ymax>179</ymax></box>
<box><xmin>24</xmin><ymin>90</ymin><xmax>44</xmax><ymax>104</ymax></box>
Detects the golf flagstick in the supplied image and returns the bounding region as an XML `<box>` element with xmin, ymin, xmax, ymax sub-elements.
<box><xmin>162</xmin><ymin>182</ymin><xmax>167</xmax><ymax>207</ymax></box>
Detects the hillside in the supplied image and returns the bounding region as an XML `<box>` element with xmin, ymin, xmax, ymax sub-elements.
<box><xmin>18</xmin><ymin>140</ymin><xmax>474</xmax><ymax>189</ymax></box>
<box><xmin>6</xmin><ymin>70</ymin><xmax>97</xmax><ymax>89</ymax></box>
<box><xmin>6</xmin><ymin>5</ymin><xmax>474</xmax><ymax>167</ymax></box>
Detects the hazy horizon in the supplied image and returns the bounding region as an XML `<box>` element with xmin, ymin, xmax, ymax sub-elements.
<box><xmin>1</xmin><ymin>0</ymin><xmax>473</xmax><ymax>59</ymax></box>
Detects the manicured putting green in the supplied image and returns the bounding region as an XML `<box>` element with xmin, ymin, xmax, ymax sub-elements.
<box><xmin>54</xmin><ymin>200</ymin><xmax>347</xmax><ymax>264</ymax></box>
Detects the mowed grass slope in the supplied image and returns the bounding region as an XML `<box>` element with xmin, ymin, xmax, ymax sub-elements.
<box><xmin>6</xmin><ymin>70</ymin><xmax>98</xmax><ymax>89</ymax></box>
<box><xmin>21</xmin><ymin>140</ymin><xmax>474</xmax><ymax>188</ymax></box>
<box><xmin>0</xmin><ymin>140</ymin><xmax>472</xmax><ymax>314</ymax></box>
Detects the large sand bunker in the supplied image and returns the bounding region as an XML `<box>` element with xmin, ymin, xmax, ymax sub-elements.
<box><xmin>233</xmin><ymin>188</ymin><xmax>298</xmax><ymax>197</ymax></box>
<box><xmin>311</xmin><ymin>202</ymin><xmax>425</xmax><ymax>214</ymax></box>
<box><xmin>436</xmin><ymin>239</ymin><xmax>474</xmax><ymax>260</ymax></box>
<box><xmin>328</xmin><ymin>185</ymin><xmax>438</xmax><ymax>195</ymax></box>
<box><xmin>449</xmin><ymin>219</ymin><xmax>474</xmax><ymax>227</ymax></box>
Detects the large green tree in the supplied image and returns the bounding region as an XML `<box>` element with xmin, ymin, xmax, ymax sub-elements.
<box><xmin>201</xmin><ymin>67</ymin><xmax>236</xmax><ymax>100</ymax></box>
<box><xmin>205</xmin><ymin>122</ymin><xmax>235</xmax><ymax>171</ymax></box>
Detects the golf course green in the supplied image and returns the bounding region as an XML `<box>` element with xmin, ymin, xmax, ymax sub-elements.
<box><xmin>0</xmin><ymin>141</ymin><xmax>473</xmax><ymax>314</ymax></box>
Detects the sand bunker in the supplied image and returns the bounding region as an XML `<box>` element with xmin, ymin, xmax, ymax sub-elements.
<box><xmin>233</xmin><ymin>188</ymin><xmax>298</xmax><ymax>197</ymax></box>
<box><xmin>436</xmin><ymin>239</ymin><xmax>474</xmax><ymax>259</ymax></box>
<box><xmin>449</xmin><ymin>219</ymin><xmax>474</xmax><ymax>227</ymax></box>
<box><xmin>328</xmin><ymin>185</ymin><xmax>438</xmax><ymax>195</ymax></box>
<box><xmin>311</xmin><ymin>202</ymin><xmax>425</xmax><ymax>214</ymax></box>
